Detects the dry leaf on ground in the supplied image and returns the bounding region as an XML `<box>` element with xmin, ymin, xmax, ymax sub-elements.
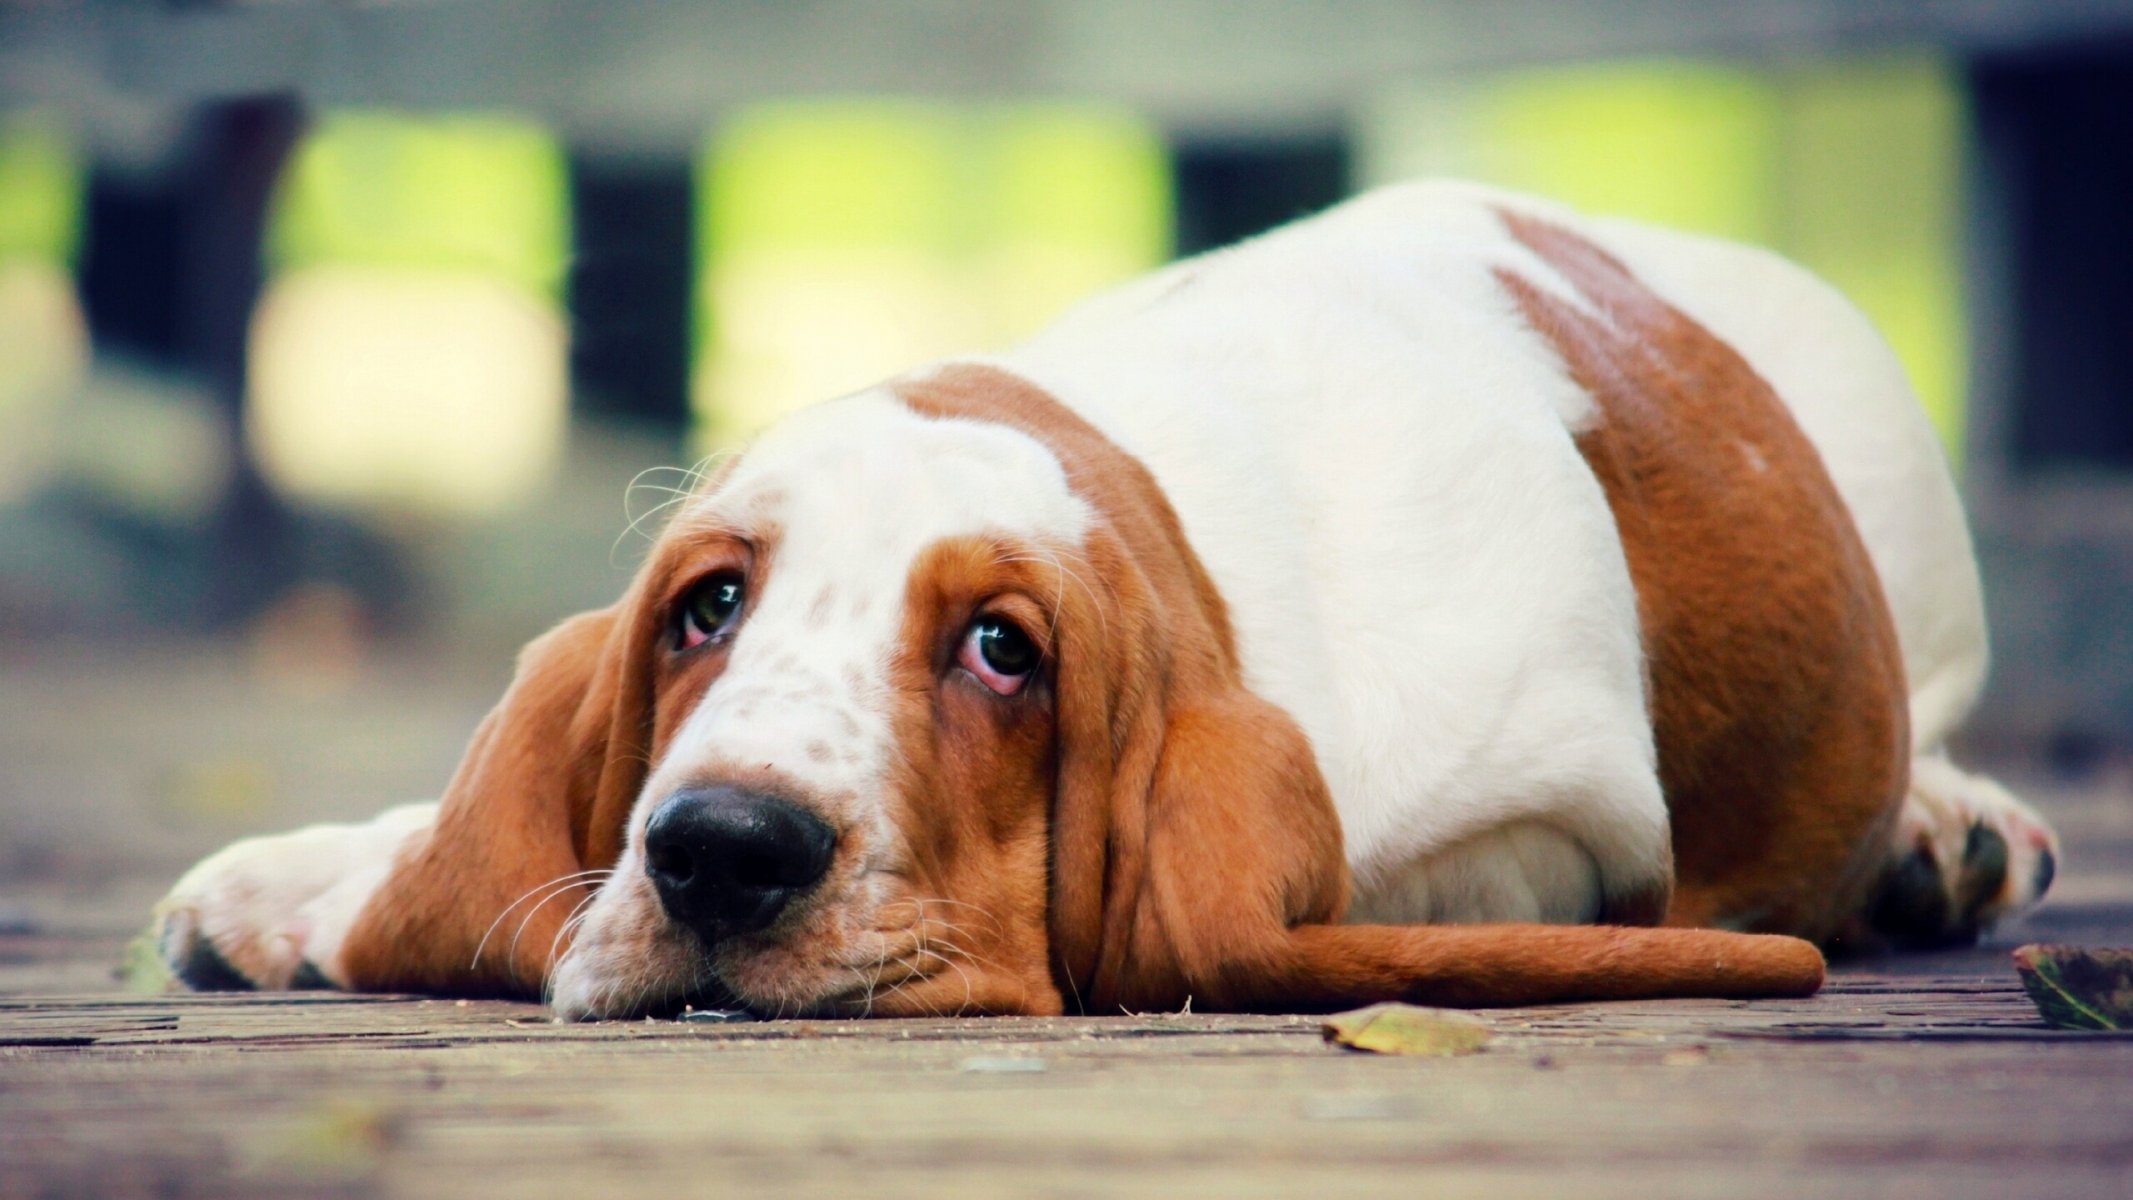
<box><xmin>1321</xmin><ymin>1003</ymin><xmax>1492</xmax><ymax>1056</ymax></box>
<box><xmin>2013</xmin><ymin>944</ymin><xmax>2133</xmax><ymax>1030</ymax></box>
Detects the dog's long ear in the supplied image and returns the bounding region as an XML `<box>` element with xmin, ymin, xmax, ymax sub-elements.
<box><xmin>1074</xmin><ymin>681</ymin><xmax>1825</xmax><ymax>1013</ymax></box>
<box><xmin>336</xmin><ymin>601</ymin><xmax>657</xmax><ymax>997</ymax></box>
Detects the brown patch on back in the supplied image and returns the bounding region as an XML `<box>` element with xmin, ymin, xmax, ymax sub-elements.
<box><xmin>1495</xmin><ymin>210</ymin><xmax>1909</xmax><ymax>940</ymax></box>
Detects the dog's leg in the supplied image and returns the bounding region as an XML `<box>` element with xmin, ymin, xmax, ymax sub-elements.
<box><xmin>1859</xmin><ymin>751</ymin><xmax>2060</xmax><ymax>948</ymax></box>
<box><xmin>151</xmin><ymin>803</ymin><xmax>437</xmax><ymax>991</ymax></box>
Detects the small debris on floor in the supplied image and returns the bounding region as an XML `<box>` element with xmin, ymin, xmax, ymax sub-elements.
<box><xmin>243</xmin><ymin>1096</ymin><xmax>404</xmax><ymax>1182</ymax></box>
<box><xmin>0</xmin><ymin>903</ymin><xmax>41</xmax><ymax>936</ymax></box>
<box><xmin>115</xmin><ymin>928</ymin><xmax>177</xmax><ymax>995</ymax></box>
<box><xmin>958</xmin><ymin>1055</ymin><xmax>1047</xmax><ymax>1073</ymax></box>
<box><xmin>1300</xmin><ymin>1092</ymin><xmax>1414</xmax><ymax>1121</ymax></box>
<box><xmin>1322</xmin><ymin>1003</ymin><xmax>1492</xmax><ymax>1056</ymax></box>
<box><xmin>679</xmin><ymin>1007</ymin><xmax>757</xmax><ymax>1024</ymax></box>
<box><xmin>2013</xmin><ymin>943</ymin><xmax>2133</xmax><ymax>1030</ymax></box>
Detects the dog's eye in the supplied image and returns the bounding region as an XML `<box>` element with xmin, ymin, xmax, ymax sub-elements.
<box><xmin>958</xmin><ymin>617</ymin><xmax>1038</xmax><ymax>696</ymax></box>
<box><xmin>679</xmin><ymin>572</ymin><xmax>746</xmax><ymax>649</ymax></box>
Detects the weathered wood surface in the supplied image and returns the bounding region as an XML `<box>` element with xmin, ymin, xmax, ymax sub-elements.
<box><xmin>4</xmin><ymin>647</ymin><xmax>2133</xmax><ymax>1198</ymax></box>
<box><xmin>5</xmin><ymin>972</ymin><xmax>2132</xmax><ymax>1199</ymax></box>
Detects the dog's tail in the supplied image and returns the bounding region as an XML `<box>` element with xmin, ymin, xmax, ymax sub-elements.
<box><xmin>1256</xmin><ymin>923</ymin><xmax>1824</xmax><ymax>1011</ymax></box>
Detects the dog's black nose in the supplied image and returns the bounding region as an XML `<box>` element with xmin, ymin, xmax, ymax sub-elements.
<box><xmin>643</xmin><ymin>786</ymin><xmax>837</xmax><ymax>940</ymax></box>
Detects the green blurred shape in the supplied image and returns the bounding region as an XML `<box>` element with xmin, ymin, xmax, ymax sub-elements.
<box><xmin>1472</xmin><ymin>60</ymin><xmax>1782</xmax><ymax>245</ymax></box>
<box><xmin>693</xmin><ymin>99</ymin><xmax>1169</xmax><ymax>437</ymax></box>
<box><xmin>1781</xmin><ymin>56</ymin><xmax>1967</xmax><ymax>460</ymax></box>
<box><xmin>267</xmin><ymin>110</ymin><xmax>569</xmax><ymax>301</ymax></box>
<box><xmin>702</xmin><ymin>101</ymin><xmax>968</xmax><ymax>260</ymax></box>
<box><xmin>700</xmin><ymin>99</ymin><xmax>1169</xmax><ymax>265</ymax></box>
<box><xmin>986</xmin><ymin>103</ymin><xmax>1172</xmax><ymax>262</ymax></box>
<box><xmin>0</xmin><ymin>114</ymin><xmax>83</xmax><ymax>265</ymax></box>
<box><xmin>118</xmin><ymin>927</ymin><xmax>179</xmax><ymax>995</ymax></box>
<box><xmin>1365</xmin><ymin>55</ymin><xmax>1967</xmax><ymax>461</ymax></box>
<box><xmin>983</xmin><ymin>103</ymin><xmax>1173</xmax><ymax>338</ymax></box>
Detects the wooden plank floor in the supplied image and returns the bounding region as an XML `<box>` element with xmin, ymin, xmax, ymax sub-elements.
<box><xmin>7</xmin><ymin>966</ymin><xmax>2133</xmax><ymax>1199</ymax></box>
<box><xmin>4</xmin><ymin>649</ymin><xmax>2133</xmax><ymax>1198</ymax></box>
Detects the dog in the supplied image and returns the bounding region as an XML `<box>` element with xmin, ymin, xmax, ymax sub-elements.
<box><xmin>153</xmin><ymin>181</ymin><xmax>2059</xmax><ymax>1019</ymax></box>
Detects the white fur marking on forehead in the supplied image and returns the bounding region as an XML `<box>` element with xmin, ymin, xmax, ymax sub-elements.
<box><xmin>713</xmin><ymin>389</ymin><xmax>1091</xmax><ymax>545</ymax></box>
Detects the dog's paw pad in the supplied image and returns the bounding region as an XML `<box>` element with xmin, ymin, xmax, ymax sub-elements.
<box><xmin>1953</xmin><ymin>821</ymin><xmax>2011</xmax><ymax>917</ymax></box>
<box><xmin>1867</xmin><ymin>813</ymin><xmax>2058</xmax><ymax>949</ymax></box>
<box><xmin>158</xmin><ymin>911</ymin><xmax>260</xmax><ymax>992</ymax></box>
<box><xmin>1866</xmin><ymin>843</ymin><xmax>1964</xmax><ymax>948</ymax></box>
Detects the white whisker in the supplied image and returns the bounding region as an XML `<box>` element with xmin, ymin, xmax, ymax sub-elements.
<box><xmin>1000</xmin><ymin>547</ymin><xmax>1108</xmax><ymax>641</ymax></box>
<box><xmin>544</xmin><ymin>888</ymin><xmax>604</xmax><ymax>971</ymax></box>
<box><xmin>471</xmin><ymin>870</ymin><xmax>612</xmax><ymax>970</ymax></box>
<box><xmin>505</xmin><ymin>873</ymin><xmax>610</xmax><ymax>968</ymax></box>
<box><xmin>611</xmin><ymin>453</ymin><xmax>738</xmax><ymax>564</ymax></box>
<box><xmin>914</xmin><ymin>945</ymin><xmax>976</xmax><ymax>1015</ymax></box>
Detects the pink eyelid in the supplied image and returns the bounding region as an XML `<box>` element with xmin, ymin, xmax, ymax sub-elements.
<box><xmin>957</xmin><ymin>626</ymin><xmax>1030</xmax><ymax>696</ymax></box>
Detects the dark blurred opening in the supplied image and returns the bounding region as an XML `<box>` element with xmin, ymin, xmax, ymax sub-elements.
<box><xmin>57</xmin><ymin>100</ymin><xmax>421</xmax><ymax>636</ymax></box>
<box><xmin>1172</xmin><ymin>135</ymin><xmax>1351</xmax><ymax>257</ymax></box>
<box><xmin>1974</xmin><ymin>38</ymin><xmax>2133</xmax><ymax>474</ymax></box>
<box><xmin>80</xmin><ymin>170</ymin><xmax>188</xmax><ymax>367</ymax></box>
<box><xmin>567</xmin><ymin>155</ymin><xmax>693</xmax><ymax>430</ymax></box>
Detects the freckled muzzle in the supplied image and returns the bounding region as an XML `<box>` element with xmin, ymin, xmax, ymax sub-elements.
<box><xmin>643</xmin><ymin>786</ymin><xmax>837</xmax><ymax>944</ymax></box>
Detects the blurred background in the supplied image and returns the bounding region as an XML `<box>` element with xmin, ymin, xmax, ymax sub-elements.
<box><xmin>3</xmin><ymin>0</ymin><xmax>2133</xmax><ymax>955</ymax></box>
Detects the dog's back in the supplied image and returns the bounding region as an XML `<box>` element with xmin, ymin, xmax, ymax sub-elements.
<box><xmin>996</xmin><ymin>180</ymin><xmax>2051</xmax><ymax>943</ymax></box>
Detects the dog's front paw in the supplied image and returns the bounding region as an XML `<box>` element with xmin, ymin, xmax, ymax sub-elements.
<box><xmin>149</xmin><ymin>803</ymin><xmax>436</xmax><ymax>992</ymax></box>
<box><xmin>153</xmin><ymin>831</ymin><xmax>341</xmax><ymax>991</ymax></box>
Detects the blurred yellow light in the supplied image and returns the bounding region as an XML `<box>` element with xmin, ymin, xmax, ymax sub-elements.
<box><xmin>0</xmin><ymin>113</ymin><xmax>81</xmax><ymax>264</ymax></box>
<box><xmin>694</xmin><ymin>101</ymin><xmax>1169</xmax><ymax>447</ymax></box>
<box><xmin>1361</xmin><ymin>56</ymin><xmax>1965</xmax><ymax>461</ymax></box>
<box><xmin>0</xmin><ymin>115</ymin><xmax>86</xmax><ymax>501</ymax></box>
<box><xmin>1362</xmin><ymin>62</ymin><xmax>1779</xmax><ymax>244</ymax></box>
<box><xmin>0</xmin><ymin>260</ymin><xmax>88</xmax><ymax>501</ymax></box>
<box><xmin>248</xmin><ymin>266</ymin><xmax>567</xmax><ymax>516</ymax></box>
<box><xmin>269</xmin><ymin>111</ymin><xmax>569</xmax><ymax>300</ymax></box>
<box><xmin>983</xmin><ymin>106</ymin><xmax>1174</xmax><ymax>337</ymax></box>
<box><xmin>250</xmin><ymin>111</ymin><xmax>571</xmax><ymax>515</ymax></box>
<box><xmin>1780</xmin><ymin>58</ymin><xmax>1967</xmax><ymax>459</ymax></box>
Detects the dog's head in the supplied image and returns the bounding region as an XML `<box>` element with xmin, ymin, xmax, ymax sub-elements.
<box><xmin>488</xmin><ymin>363</ymin><xmax>1342</xmax><ymax>1018</ymax></box>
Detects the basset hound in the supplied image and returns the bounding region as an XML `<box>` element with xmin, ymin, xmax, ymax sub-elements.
<box><xmin>154</xmin><ymin>181</ymin><xmax>2059</xmax><ymax>1019</ymax></box>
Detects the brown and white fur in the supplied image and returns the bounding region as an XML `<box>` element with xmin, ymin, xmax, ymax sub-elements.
<box><xmin>153</xmin><ymin>182</ymin><xmax>2056</xmax><ymax>1019</ymax></box>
